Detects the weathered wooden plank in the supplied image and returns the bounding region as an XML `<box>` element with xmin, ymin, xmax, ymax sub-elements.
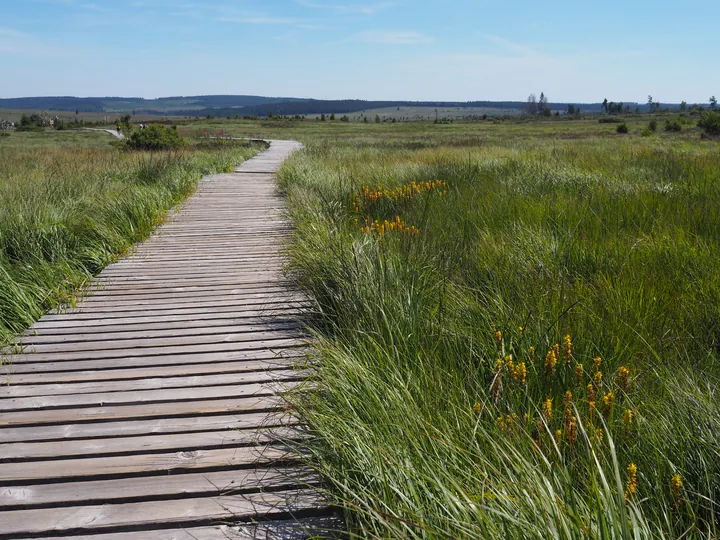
<box><xmin>24</xmin><ymin>314</ymin><xmax>299</xmax><ymax>336</ymax></box>
<box><xmin>30</xmin><ymin>307</ymin><xmax>301</xmax><ymax>329</ymax></box>
<box><xmin>2</xmin><ymin>348</ymin><xmax>304</xmax><ymax>375</ymax></box>
<box><xmin>80</xmin><ymin>283</ymin><xmax>289</xmax><ymax>299</ymax></box>
<box><xmin>0</xmin><ymin>411</ymin><xmax>295</xmax><ymax>443</ymax></box>
<box><xmin>26</xmin><ymin>518</ymin><xmax>341</xmax><ymax>540</ymax></box>
<box><xmin>0</xmin><ymin>426</ymin><xmax>300</xmax><ymax>461</ymax></box>
<box><xmin>1</xmin><ymin>380</ymin><xmax>299</xmax><ymax>412</ymax></box>
<box><xmin>0</xmin><ymin>395</ymin><xmax>283</xmax><ymax>426</ymax></box>
<box><xmin>0</xmin><ymin>445</ymin><xmax>295</xmax><ymax>483</ymax></box>
<box><xmin>18</xmin><ymin>323</ymin><xmax>301</xmax><ymax>348</ymax></box>
<box><xmin>6</xmin><ymin>337</ymin><xmax>305</xmax><ymax>363</ymax></box>
<box><xmin>39</xmin><ymin>303</ymin><xmax>307</xmax><ymax>322</ymax></box>
<box><xmin>0</xmin><ymin>369</ymin><xmax>301</xmax><ymax>398</ymax></box>
<box><xmin>0</xmin><ymin>467</ymin><xmax>316</xmax><ymax>509</ymax></box>
<box><xmin>72</xmin><ymin>292</ymin><xmax>297</xmax><ymax>310</ymax></box>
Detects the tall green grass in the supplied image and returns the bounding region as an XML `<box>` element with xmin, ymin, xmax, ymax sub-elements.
<box><xmin>0</xmin><ymin>140</ymin><xmax>263</xmax><ymax>344</ymax></box>
<box><xmin>279</xmin><ymin>136</ymin><xmax>720</xmax><ymax>538</ymax></box>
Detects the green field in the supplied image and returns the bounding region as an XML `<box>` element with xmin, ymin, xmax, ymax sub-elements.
<box><xmin>2</xmin><ymin>115</ymin><xmax>719</xmax><ymax>537</ymax></box>
<box><xmin>0</xmin><ymin>129</ymin><xmax>264</xmax><ymax>345</ymax></box>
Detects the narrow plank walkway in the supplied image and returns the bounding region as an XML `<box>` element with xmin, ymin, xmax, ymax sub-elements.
<box><xmin>0</xmin><ymin>140</ymin><xmax>334</xmax><ymax>539</ymax></box>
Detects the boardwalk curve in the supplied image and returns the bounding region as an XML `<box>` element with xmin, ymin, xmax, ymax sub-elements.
<box><xmin>0</xmin><ymin>140</ymin><xmax>333</xmax><ymax>538</ymax></box>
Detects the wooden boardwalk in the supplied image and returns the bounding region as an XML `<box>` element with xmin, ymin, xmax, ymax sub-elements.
<box><xmin>0</xmin><ymin>140</ymin><xmax>334</xmax><ymax>539</ymax></box>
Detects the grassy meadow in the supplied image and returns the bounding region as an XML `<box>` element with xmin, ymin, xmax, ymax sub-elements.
<box><xmin>2</xmin><ymin>113</ymin><xmax>719</xmax><ymax>537</ymax></box>
<box><xmin>0</xmin><ymin>130</ymin><xmax>263</xmax><ymax>345</ymax></box>
<box><xmin>265</xmin><ymin>117</ymin><xmax>720</xmax><ymax>537</ymax></box>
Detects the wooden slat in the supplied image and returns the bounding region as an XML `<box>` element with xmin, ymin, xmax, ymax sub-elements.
<box><xmin>0</xmin><ymin>369</ymin><xmax>301</xmax><ymax>397</ymax></box>
<box><xmin>2</xmin><ymin>348</ymin><xmax>304</xmax><ymax>375</ymax></box>
<box><xmin>20</xmin><ymin>321</ymin><xmax>300</xmax><ymax>344</ymax></box>
<box><xmin>0</xmin><ymin>395</ymin><xmax>283</xmax><ymax>426</ymax></box>
<box><xmin>0</xmin><ymin>426</ymin><xmax>299</xmax><ymax>461</ymax></box>
<box><xmin>6</xmin><ymin>337</ymin><xmax>305</xmax><ymax>362</ymax></box>
<box><xmin>0</xmin><ymin>467</ymin><xmax>316</xmax><ymax>509</ymax></box>
<box><xmin>0</xmin><ymin>411</ymin><xmax>295</xmax><ymax>443</ymax></box>
<box><xmin>0</xmin><ymin>490</ymin><xmax>322</xmax><ymax>538</ymax></box>
<box><xmin>0</xmin><ymin>444</ymin><xmax>297</xmax><ymax>484</ymax></box>
<box><xmin>1</xmin><ymin>380</ymin><xmax>299</xmax><ymax>412</ymax></box>
<box><xmin>27</xmin><ymin>518</ymin><xmax>340</xmax><ymax>540</ymax></box>
<box><xmin>14</xmin><ymin>328</ymin><xmax>302</xmax><ymax>353</ymax></box>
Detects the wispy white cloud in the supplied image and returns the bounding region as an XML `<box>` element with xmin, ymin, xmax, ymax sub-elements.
<box><xmin>296</xmin><ymin>1</ymin><xmax>393</xmax><ymax>15</ymax></box>
<box><xmin>353</xmin><ymin>30</ymin><xmax>434</xmax><ymax>44</ymax></box>
<box><xmin>218</xmin><ymin>16</ymin><xmax>298</xmax><ymax>25</ymax></box>
<box><xmin>0</xmin><ymin>27</ymin><xmax>77</xmax><ymax>57</ymax></box>
<box><xmin>296</xmin><ymin>23</ymin><xmax>330</xmax><ymax>30</ymax></box>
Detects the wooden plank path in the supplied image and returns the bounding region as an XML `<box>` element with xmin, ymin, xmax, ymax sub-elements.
<box><xmin>0</xmin><ymin>140</ymin><xmax>336</xmax><ymax>539</ymax></box>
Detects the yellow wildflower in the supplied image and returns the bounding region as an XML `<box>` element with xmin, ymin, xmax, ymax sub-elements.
<box><xmin>514</xmin><ymin>362</ymin><xmax>527</xmax><ymax>385</ymax></box>
<box><xmin>563</xmin><ymin>334</ymin><xmax>572</xmax><ymax>361</ymax></box>
<box><xmin>529</xmin><ymin>346</ymin><xmax>536</xmax><ymax>364</ymax></box>
<box><xmin>625</xmin><ymin>463</ymin><xmax>638</xmax><ymax>500</ymax></box>
<box><xmin>556</xmin><ymin>429</ymin><xmax>563</xmax><ymax>441</ymax></box>
<box><xmin>495</xmin><ymin>330</ymin><xmax>503</xmax><ymax>350</ymax></box>
<box><xmin>543</xmin><ymin>397</ymin><xmax>553</xmax><ymax>423</ymax></box>
<box><xmin>564</xmin><ymin>391</ymin><xmax>574</xmax><ymax>425</ymax></box>
<box><xmin>505</xmin><ymin>354</ymin><xmax>515</xmax><ymax>371</ymax></box>
<box><xmin>601</xmin><ymin>392</ymin><xmax>615</xmax><ymax>417</ymax></box>
<box><xmin>587</xmin><ymin>383</ymin><xmax>596</xmax><ymax>403</ymax></box>
<box><xmin>618</xmin><ymin>366</ymin><xmax>630</xmax><ymax>391</ymax></box>
<box><xmin>473</xmin><ymin>402</ymin><xmax>481</xmax><ymax>415</ymax></box>
<box><xmin>671</xmin><ymin>474</ymin><xmax>682</xmax><ymax>508</ymax></box>
<box><xmin>622</xmin><ymin>409</ymin><xmax>633</xmax><ymax>428</ymax></box>
<box><xmin>592</xmin><ymin>356</ymin><xmax>602</xmax><ymax>373</ymax></box>
<box><xmin>568</xmin><ymin>417</ymin><xmax>578</xmax><ymax>445</ymax></box>
<box><xmin>575</xmin><ymin>363</ymin><xmax>584</xmax><ymax>385</ymax></box>
<box><xmin>594</xmin><ymin>371</ymin><xmax>603</xmax><ymax>387</ymax></box>
<box><xmin>545</xmin><ymin>348</ymin><xmax>558</xmax><ymax>375</ymax></box>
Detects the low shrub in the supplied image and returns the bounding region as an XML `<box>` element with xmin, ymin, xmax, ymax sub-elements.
<box><xmin>698</xmin><ymin>111</ymin><xmax>720</xmax><ymax>136</ymax></box>
<box><xmin>599</xmin><ymin>117</ymin><xmax>622</xmax><ymax>124</ymax></box>
<box><xmin>664</xmin><ymin>119</ymin><xmax>682</xmax><ymax>132</ymax></box>
<box><xmin>125</xmin><ymin>124</ymin><xmax>188</xmax><ymax>151</ymax></box>
<box><xmin>640</xmin><ymin>126</ymin><xmax>653</xmax><ymax>137</ymax></box>
<box><xmin>649</xmin><ymin>119</ymin><xmax>658</xmax><ymax>132</ymax></box>
<box><xmin>616</xmin><ymin>122</ymin><xmax>629</xmax><ymax>134</ymax></box>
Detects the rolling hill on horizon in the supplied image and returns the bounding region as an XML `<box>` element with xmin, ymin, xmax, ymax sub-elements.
<box><xmin>1</xmin><ymin>95</ymin><xmax>689</xmax><ymax>118</ymax></box>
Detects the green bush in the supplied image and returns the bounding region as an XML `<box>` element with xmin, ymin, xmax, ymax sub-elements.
<box><xmin>125</xmin><ymin>125</ymin><xmax>188</xmax><ymax>151</ymax></box>
<box><xmin>664</xmin><ymin>119</ymin><xmax>682</xmax><ymax>132</ymax></box>
<box><xmin>16</xmin><ymin>113</ymin><xmax>44</xmax><ymax>132</ymax></box>
<box><xmin>698</xmin><ymin>111</ymin><xmax>720</xmax><ymax>136</ymax></box>
<box><xmin>640</xmin><ymin>126</ymin><xmax>653</xmax><ymax>137</ymax></box>
<box><xmin>649</xmin><ymin>119</ymin><xmax>658</xmax><ymax>132</ymax></box>
<box><xmin>616</xmin><ymin>122</ymin><xmax>629</xmax><ymax>134</ymax></box>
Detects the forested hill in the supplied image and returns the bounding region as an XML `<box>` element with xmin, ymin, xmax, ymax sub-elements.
<box><xmin>0</xmin><ymin>95</ymin><xmax>307</xmax><ymax>114</ymax></box>
<box><xmin>0</xmin><ymin>95</ymin><xmax>655</xmax><ymax>116</ymax></box>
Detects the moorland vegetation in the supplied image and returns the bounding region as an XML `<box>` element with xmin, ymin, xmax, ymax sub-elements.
<box><xmin>268</xmin><ymin>117</ymin><xmax>720</xmax><ymax>538</ymax></box>
<box><xmin>2</xmin><ymin>112</ymin><xmax>720</xmax><ymax>538</ymax></box>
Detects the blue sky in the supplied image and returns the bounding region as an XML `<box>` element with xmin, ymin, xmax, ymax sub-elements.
<box><xmin>1</xmin><ymin>0</ymin><xmax>717</xmax><ymax>103</ymax></box>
